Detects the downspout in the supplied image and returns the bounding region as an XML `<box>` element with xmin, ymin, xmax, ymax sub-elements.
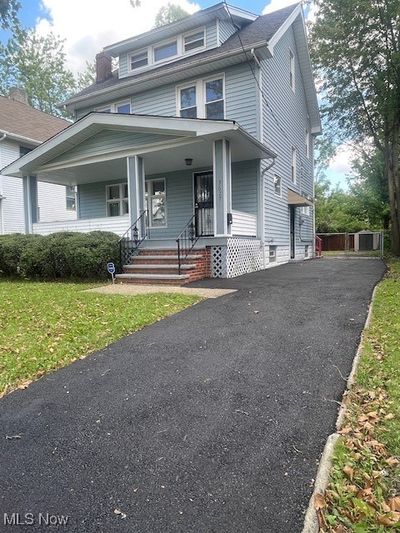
<box><xmin>0</xmin><ymin>132</ymin><xmax>7</xmax><ymax>235</ymax></box>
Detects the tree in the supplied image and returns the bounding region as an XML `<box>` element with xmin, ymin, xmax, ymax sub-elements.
<box><xmin>310</xmin><ymin>0</ymin><xmax>400</xmax><ymax>254</ymax></box>
<box><xmin>0</xmin><ymin>27</ymin><xmax>93</xmax><ymax>118</ymax></box>
<box><xmin>0</xmin><ymin>0</ymin><xmax>19</xmax><ymax>29</ymax></box>
<box><xmin>154</xmin><ymin>3</ymin><xmax>189</xmax><ymax>27</ymax></box>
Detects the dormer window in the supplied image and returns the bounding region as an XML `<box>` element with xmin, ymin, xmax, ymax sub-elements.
<box><xmin>184</xmin><ymin>29</ymin><xmax>205</xmax><ymax>52</ymax></box>
<box><xmin>154</xmin><ymin>40</ymin><xmax>178</xmax><ymax>63</ymax></box>
<box><xmin>130</xmin><ymin>50</ymin><xmax>148</xmax><ymax>70</ymax></box>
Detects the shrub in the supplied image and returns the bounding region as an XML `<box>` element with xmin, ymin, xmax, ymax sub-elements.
<box><xmin>0</xmin><ymin>231</ymin><xmax>120</xmax><ymax>280</ymax></box>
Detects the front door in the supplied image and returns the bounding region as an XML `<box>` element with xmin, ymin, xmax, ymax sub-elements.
<box><xmin>289</xmin><ymin>206</ymin><xmax>295</xmax><ymax>259</ymax></box>
<box><xmin>194</xmin><ymin>171</ymin><xmax>214</xmax><ymax>237</ymax></box>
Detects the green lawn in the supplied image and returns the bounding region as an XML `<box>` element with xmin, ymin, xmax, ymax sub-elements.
<box><xmin>0</xmin><ymin>281</ymin><xmax>200</xmax><ymax>397</ymax></box>
<box><xmin>320</xmin><ymin>259</ymin><xmax>400</xmax><ymax>530</ymax></box>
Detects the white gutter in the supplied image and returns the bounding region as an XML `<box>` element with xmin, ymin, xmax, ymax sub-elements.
<box><xmin>0</xmin><ymin>129</ymin><xmax>41</xmax><ymax>147</ymax></box>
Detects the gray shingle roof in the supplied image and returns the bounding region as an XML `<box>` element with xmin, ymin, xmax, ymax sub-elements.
<box><xmin>70</xmin><ymin>3</ymin><xmax>299</xmax><ymax>101</ymax></box>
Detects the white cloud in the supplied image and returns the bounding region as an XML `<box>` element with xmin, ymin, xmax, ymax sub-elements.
<box><xmin>36</xmin><ymin>0</ymin><xmax>200</xmax><ymax>74</ymax></box>
<box><xmin>328</xmin><ymin>144</ymin><xmax>354</xmax><ymax>175</ymax></box>
<box><xmin>262</xmin><ymin>0</ymin><xmax>317</xmax><ymax>22</ymax></box>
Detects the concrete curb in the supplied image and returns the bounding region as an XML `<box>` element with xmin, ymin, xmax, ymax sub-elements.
<box><xmin>301</xmin><ymin>283</ymin><xmax>379</xmax><ymax>533</ymax></box>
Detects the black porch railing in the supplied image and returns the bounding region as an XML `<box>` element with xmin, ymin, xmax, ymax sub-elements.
<box><xmin>119</xmin><ymin>210</ymin><xmax>149</xmax><ymax>268</ymax></box>
<box><xmin>176</xmin><ymin>214</ymin><xmax>201</xmax><ymax>275</ymax></box>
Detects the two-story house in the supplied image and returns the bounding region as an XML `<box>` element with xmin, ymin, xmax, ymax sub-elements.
<box><xmin>2</xmin><ymin>2</ymin><xmax>320</xmax><ymax>283</ymax></box>
<box><xmin>0</xmin><ymin>89</ymin><xmax>76</xmax><ymax>234</ymax></box>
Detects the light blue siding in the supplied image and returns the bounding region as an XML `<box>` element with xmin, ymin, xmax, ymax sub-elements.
<box><xmin>261</xmin><ymin>25</ymin><xmax>314</xmax><ymax>250</ymax></box>
<box><xmin>134</xmin><ymin>84</ymin><xmax>176</xmax><ymax>116</ymax></box>
<box><xmin>218</xmin><ymin>19</ymin><xmax>236</xmax><ymax>44</ymax></box>
<box><xmin>205</xmin><ymin>20</ymin><xmax>218</xmax><ymax>48</ymax></box>
<box><xmin>225</xmin><ymin>63</ymin><xmax>258</xmax><ymax>138</ymax></box>
<box><xmin>48</xmin><ymin>130</ymin><xmax>179</xmax><ymax>165</ymax></box>
<box><xmin>78</xmin><ymin>160</ymin><xmax>258</xmax><ymax>237</ymax></box>
<box><xmin>232</xmin><ymin>160</ymin><xmax>258</xmax><ymax>215</ymax></box>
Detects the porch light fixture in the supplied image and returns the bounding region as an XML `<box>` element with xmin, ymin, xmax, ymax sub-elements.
<box><xmin>185</xmin><ymin>158</ymin><xmax>193</xmax><ymax>166</ymax></box>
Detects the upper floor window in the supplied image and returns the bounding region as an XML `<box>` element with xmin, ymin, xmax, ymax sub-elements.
<box><xmin>291</xmin><ymin>147</ymin><xmax>297</xmax><ymax>183</ymax></box>
<box><xmin>97</xmin><ymin>100</ymin><xmax>131</xmax><ymax>114</ymax></box>
<box><xmin>289</xmin><ymin>50</ymin><xmax>295</xmax><ymax>92</ymax></box>
<box><xmin>177</xmin><ymin>76</ymin><xmax>225</xmax><ymax>120</ymax></box>
<box><xmin>273</xmin><ymin>175</ymin><xmax>282</xmax><ymax>196</ymax></box>
<box><xmin>184</xmin><ymin>29</ymin><xmax>205</xmax><ymax>52</ymax></box>
<box><xmin>66</xmin><ymin>185</ymin><xmax>76</xmax><ymax>211</ymax></box>
<box><xmin>305</xmin><ymin>129</ymin><xmax>310</xmax><ymax>158</ymax></box>
<box><xmin>130</xmin><ymin>50</ymin><xmax>148</xmax><ymax>70</ymax></box>
<box><xmin>180</xmin><ymin>85</ymin><xmax>197</xmax><ymax>118</ymax></box>
<box><xmin>205</xmin><ymin>78</ymin><xmax>224</xmax><ymax>119</ymax></box>
<box><xmin>127</xmin><ymin>27</ymin><xmax>205</xmax><ymax>74</ymax></box>
<box><xmin>154</xmin><ymin>40</ymin><xmax>178</xmax><ymax>63</ymax></box>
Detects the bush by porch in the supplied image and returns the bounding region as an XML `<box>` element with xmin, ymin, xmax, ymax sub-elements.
<box><xmin>0</xmin><ymin>231</ymin><xmax>120</xmax><ymax>280</ymax></box>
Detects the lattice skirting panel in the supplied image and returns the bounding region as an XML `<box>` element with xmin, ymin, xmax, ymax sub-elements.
<box><xmin>211</xmin><ymin>239</ymin><xmax>264</xmax><ymax>278</ymax></box>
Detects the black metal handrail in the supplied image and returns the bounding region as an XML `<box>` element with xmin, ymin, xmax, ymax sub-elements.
<box><xmin>176</xmin><ymin>214</ymin><xmax>200</xmax><ymax>275</ymax></box>
<box><xmin>119</xmin><ymin>210</ymin><xmax>149</xmax><ymax>268</ymax></box>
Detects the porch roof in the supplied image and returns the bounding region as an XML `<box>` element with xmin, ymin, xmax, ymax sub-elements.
<box><xmin>2</xmin><ymin>112</ymin><xmax>276</xmax><ymax>184</ymax></box>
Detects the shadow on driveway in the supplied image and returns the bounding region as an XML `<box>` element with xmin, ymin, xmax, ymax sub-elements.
<box><xmin>0</xmin><ymin>258</ymin><xmax>385</xmax><ymax>532</ymax></box>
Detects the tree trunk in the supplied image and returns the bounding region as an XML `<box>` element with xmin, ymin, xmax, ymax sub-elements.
<box><xmin>386</xmin><ymin>129</ymin><xmax>400</xmax><ymax>256</ymax></box>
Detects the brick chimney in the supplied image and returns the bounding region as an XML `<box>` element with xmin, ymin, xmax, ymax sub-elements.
<box><xmin>9</xmin><ymin>87</ymin><xmax>29</xmax><ymax>105</ymax></box>
<box><xmin>95</xmin><ymin>52</ymin><xmax>112</xmax><ymax>84</ymax></box>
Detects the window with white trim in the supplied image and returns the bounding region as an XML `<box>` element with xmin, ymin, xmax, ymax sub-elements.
<box><xmin>154</xmin><ymin>40</ymin><xmax>178</xmax><ymax>63</ymax></box>
<box><xmin>66</xmin><ymin>185</ymin><xmax>76</xmax><ymax>211</ymax></box>
<box><xmin>145</xmin><ymin>178</ymin><xmax>166</xmax><ymax>227</ymax></box>
<box><xmin>177</xmin><ymin>76</ymin><xmax>225</xmax><ymax>120</ymax></box>
<box><xmin>97</xmin><ymin>100</ymin><xmax>131</xmax><ymax>114</ymax></box>
<box><xmin>273</xmin><ymin>175</ymin><xmax>281</xmax><ymax>196</ymax></box>
<box><xmin>184</xmin><ymin>29</ymin><xmax>205</xmax><ymax>52</ymax></box>
<box><xmin>106</xmin><ymin>183</ymin><xmax>128</xmax><ymax>217</ymax></box>
<box><xmin>130</xmin><ymin>50</ymin><xmax>148</xmax><ymax>70</ymax></box>
<box><xmin>291</xmin><ymin>147</ymin><xmax>297</xmax><ymax>183</ymax></box>
<box><xmin>179</xmin><ymin>85</ymin><xmax>197</xmax><ymax>118</ymax></box>
<box><xmin>305</xmin><ymin>128</ymin><xmax>310</xmax><ymax>158</ymax></box>
<box><xmin>289</xmin><ymin>49</ymin><xmax>295</xmax><ymax>92</ymax></box>
<box><xmin>127</xmin><ymin>27</ymin><xmax>205</xmax><ymax>73</ymax></box>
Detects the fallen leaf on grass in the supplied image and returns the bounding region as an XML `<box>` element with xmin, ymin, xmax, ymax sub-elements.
<box><xmin>314</xmin><ymin>493</ymin><xmax>326</xmax><ymax>510</ymax></box>
<box><xmin>377</xmin><ymin>512</ymin><xmax>400</xmax><ymax>526</ymax></box>
<box><xmin>384</xmin><ymin>413</ymin><xmax>395</xmax><ymax>420</ymax></box>
<box><xmin>386</xmin><ymin>457</ymin><xmax>400</xmax><ymax>466</ymax></box>
<box><xmin>388</xmin><ymin>496</ymin><xmax>400</xmax><ymax>512</ymax></box>
<box><xmin>343</xmin><ymin>465</ymin><xmax>354</xmax><ymax>480</ymax></box>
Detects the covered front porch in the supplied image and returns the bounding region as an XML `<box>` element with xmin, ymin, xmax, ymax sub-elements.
<box><xmin>4</xmin><ymin>113</ymin><xmax>275</xmax><ymax>280</ymax></box>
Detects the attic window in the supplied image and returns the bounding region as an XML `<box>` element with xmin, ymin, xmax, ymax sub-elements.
<box><xmin>154</xmin><ymin>40</ymin><xmax>178</xmax><ymax>63</ymax></box>
<box><xmin>289</xmin><ymin>49</ymin><xmax>295</xmax><ymax>92</ymax></box>
<box><xmin>184</xmin><ymin>30</ymin><xmax>205</xmax><ymax>52</ymax></box>
<box><xmin>130</xmin><ymin>50</ymin><xmax>148</xmax><ymax>70</ymax></box>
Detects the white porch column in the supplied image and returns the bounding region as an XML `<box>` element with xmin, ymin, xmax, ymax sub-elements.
<box><xmin>213</xmin><ymin>138</ymin><xmax>232</xmax><ymax>236</ymax></box>
<box><xmin>127</xmin><ymin>156</ymin><xmax>145</xmax><ymax>238</ymax></box>
<box><xmin>22</xmin><ymin>175</ymin><xmax>38</xmax><ymax>234</ymax></box>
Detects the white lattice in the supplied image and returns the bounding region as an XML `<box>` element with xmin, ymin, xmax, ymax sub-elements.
<box><xmin>211</xmin><ymin>246</ymin><xmax>226</xmax><ymax>278</ymax></box>
<box><xmin>226</xmin><ymin>238</ymin><xmax>264</xmax><ymax>277</ymax></box>
<box><xmin>211</xmin><ymin>239</ymin><xmax>264</xmax><ymax>278</ymax></box>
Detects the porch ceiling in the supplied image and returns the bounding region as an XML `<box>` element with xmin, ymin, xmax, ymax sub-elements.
<box><xmin>2</xmin><ymin>112</ymin><xmax>276</xmax><ymax>184</ymax></box>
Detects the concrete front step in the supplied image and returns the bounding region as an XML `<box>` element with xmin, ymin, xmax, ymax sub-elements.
<box><xmin>123</xmin><ymin>264</ymin><xmax>195</xmax><ymax>275</ymax></box>
<box><xmin>132</xmin><ymin>256</ymin><xmax>203</xmax><ymax>265</ymax></box>
<box><xmin>115</xmin><ymin>273</ymin><xmax>190</xmax><ymax>285</ymax></box>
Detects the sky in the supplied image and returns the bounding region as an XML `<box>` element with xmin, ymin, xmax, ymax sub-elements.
<box><xmin>1</xmin><ymin>0</ymin><xmax>351</xmax><ymax>187</ymax></box>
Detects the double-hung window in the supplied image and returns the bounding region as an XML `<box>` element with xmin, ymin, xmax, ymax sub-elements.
<box><xmin>177</xmin><ymin>76</ymin><xmax>225</xmax><ymax>120</ymax></box>
<box><xmin>66</xmin><ymin>185</ymin><xmax>76</xmax><ymax>211</ymax></box>
<box><xmin>291</xmin><ymin>147</ymin><xmax>297</xmax><ymax>183</ymax></box>
<box><xmin>273</xmin><ymin>175</ymin><xmax>282</xmax><ymax>196</ymax></box>
<box><xmin>154</xmin><ymin>40</ymin><xmax>177</xmax><ymax>63</ymax></box>
<box><xmin>145</xmin><ymin>179</ymin><xmax>166</xmax><ymax>227</ymax></box>
<box><xmin>205</xmin><ymin>78</ymin><xmax>224</xmax><ymax>119</ymax></box>
<box><xmin>130</xmin><ymin>50</ymin><xmax>148</xmax><ymax>70</ymax></box>
<box><xmin>179</xmin><ymin>85</ymin><xmax>197</xmax><ymax>118</ymax></box>
<box><xmin>289</xmin><ymin>50</ymin><xmax>295</xmax><ymax>92</ymax></box>
<box><xmin>305</xmin><ymin>129</ymin><xmax>310</xmax><ymax>158</ymax></box>
<box><xmin>184</xmin><ymin>30</ymin><xmax>205</xmax><ymax>52</ymax></box>
<box><xmin>106</xmin><ymin>183</ymin><xmax>128</xmax><ymax>217</ymax></box>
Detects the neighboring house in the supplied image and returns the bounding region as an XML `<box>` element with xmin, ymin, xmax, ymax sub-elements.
<box><xmin>3</xmin><ymin>2</ymin><xmax>320</xmax><ymax>283</ymax></box>
<box><xmin>0</xmin><ymin>89</ymin><xmax>75</xmax><ymax>235</ymax></box>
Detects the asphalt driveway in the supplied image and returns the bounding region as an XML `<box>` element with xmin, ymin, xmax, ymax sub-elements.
<box><xmin>0</xmin><ymin>258</ymin><xmax>385</xmax><ymax>532</ymax></box>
